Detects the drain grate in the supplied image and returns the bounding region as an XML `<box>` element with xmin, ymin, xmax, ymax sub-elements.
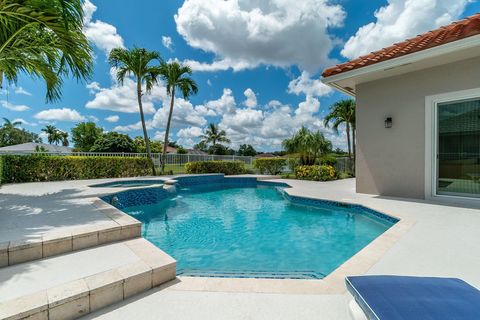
<box><xmin>178</xmin><ymin>269</ymin><xmax>326</xmax><ymax>279</ymax></box>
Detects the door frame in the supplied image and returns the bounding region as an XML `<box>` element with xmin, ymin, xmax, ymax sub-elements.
<box><xmin>425</xmin><ymin>87</ymin><xmax>480</xmax><ymax>201</ymax></box>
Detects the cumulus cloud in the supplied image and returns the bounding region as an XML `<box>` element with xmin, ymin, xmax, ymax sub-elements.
<box><xmin>288</xmin><ymin>71</ymin><xmax>332</xmax><ymax>97</ymax></box>
<box><xmin>1</xmin><ymin>100</ymin><xmax>30</xmax><ymax>111</ymax></box>
<box><xmin>12</xmin><ymin>118</ymin><xmax>36</xmax><ymax>126</ymax></box>
<box><xmin>34</xmin><ymin>108</ymin><xmax>85</xmax><ymax>122</ymax></box>
<box><xmin>85</xmin><ymin>73</ymin><xmax>163</xmax><ymax>114</ymax></box>
<box><xmin>162</xmin><ymin>36</ymin><xmax>173</xmax><ymax>50</ymax></box>
<box><xmin>82</xmin><ymin>0</ymin><xmax>124</xmax><ymax>54</ymax></box>
<box><xmin>151</xmin><ymin>97</ymin><xmax>208</xmax><ymax>129</ymax></box>
<box><xmin>113</xmin><ymin>120</ymin><xmax>152</xmax><ymax>132</ymax></box>
<box><xmin>341</xmin><ymin>0</ymin><xmax>469</xmax><ymax>59</ymax></box>
<box><xmin>105</xmin><ymin>115</ymin><xmax>119</xmax><ymax>123</ymax></box>
<box><xmin>175</xmin><ymin>0</ymin><xmax>345</xmax><ymax>72</ymax></box>
<box><xmin>243</xmin><ymin>88</ymin><xmax>257</xmax><ymax>108</ymax></box>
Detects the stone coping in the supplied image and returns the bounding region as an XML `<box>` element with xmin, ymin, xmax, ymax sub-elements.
<box><xmin>0</xmin><ymin>199</ymin><xmax>142</xmax><ymax>268</ymax></box>
<box><xmin>0</xmin><ymin>238</ymin><xmax>176</xmax><ymax>320</ymax></box>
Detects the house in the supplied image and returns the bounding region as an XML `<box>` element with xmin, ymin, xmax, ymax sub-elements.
<box><xmin>255</xmin><ymin>153</ymin><xmax>276</xmax><ymax>158</ymax></box>
<box><xmin>0</xmin><ymin>142</ymin><xmax>72</xmax><ymax>153</ymax></box>
<box><xmin>322</xmin><ymin>14</ymin><xmax>480</xmax><ymax>201</ymax></box>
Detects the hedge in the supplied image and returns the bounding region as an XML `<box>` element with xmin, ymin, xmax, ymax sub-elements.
<box><xmin>1</xmin><ymin>155</ymin><xmax>152</xmax><ymax>183</ymax></box>
<box><xmin>185</xmin><ymin>161</ymin><xmax>245</xmax><ymax>175</ymax></box>
<box><xmin>253</xmin><ymin>158</ymin><xmax>286</xmax><ymax>175</ymax></box>
<box><xmin>295</xmin><ymin>165</ymin><xmax>336</xmax><ymax>181</ymax></box>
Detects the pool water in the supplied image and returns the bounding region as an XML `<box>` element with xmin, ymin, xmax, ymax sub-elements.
<box><xmin>124</xmin><ymin>183</ymin><xmax>395</xmax><ymax>279</ymax></box>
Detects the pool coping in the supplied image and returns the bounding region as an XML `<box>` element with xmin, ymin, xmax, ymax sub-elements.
<box><xmin>97</xmin><ymin>175</ymin><xmax>415</xmax><ymax>295</ymax></box>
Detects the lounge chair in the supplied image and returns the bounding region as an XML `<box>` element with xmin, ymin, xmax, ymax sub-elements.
<box><xmin>346</xmin><ymin>275</ymin><xmax>480</xmax><ymax>320</ymax></box>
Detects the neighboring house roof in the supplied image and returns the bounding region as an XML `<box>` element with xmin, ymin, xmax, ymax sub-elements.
<box><xmin>166</xmin><ymin>146</ymin><xmax>177</xmax><ymax>153</ymax></box>
<box><xmin>187</xmin><ymin>149</ymin><xmax>208</xmax><ymax>155</ymax></box>
<box><xmin>0</xmin><ymin>142</ymin><xmax>72</xmax><ymax>153</ymax></box>
<box><xmin>322</xmin><ymin>13</ymin><xmax>480</xmax><ymax>78</ymax></box>
<box><xmin>255</xmin><ymin>153</ymin><xmax>276</xmax><ymax>158</ymax></box>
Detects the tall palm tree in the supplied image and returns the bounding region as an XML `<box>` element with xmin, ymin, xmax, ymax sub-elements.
<box><xmin>282</xmin><ymin>126</ymin><xmax>331</xmax><ymax>165</ymax></box>
<box><xmin>158</xmin><ymin>61</ymin><xmax>198</xmax><ymax>173</ymax></box>
<box><xmin>201</xmin><ymin>123</ymin><xmax>230</xmax><ymax>147</ymax></box>
<box><xmin>324</xmin><ymin>99</ymin><xmax>356</xmax><ymax>160</ymax></box>
<box><xmin>109</xmin><ymin>47</ymin><xmax>163</xmax><ymax>175</ymax></box>
<box><xmin>60</xmin><ymin>131</ymin><xmax>69</xmax><ymax>146</ymax></box>
<box><xmin>41</xmin><ymin>125</ymin><xmax>58</xmax><ymax>144</ymax></box>
<box><xmin>0</xmin><ymin>0</ymin><xmax>93</xmax><ymax>102</ymax></box>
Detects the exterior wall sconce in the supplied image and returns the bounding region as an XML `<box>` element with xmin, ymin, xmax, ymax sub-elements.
<box><xmin>385</xmin><ymin>117</ymin><xmax>393</xmax><ymax>128</ymax></box>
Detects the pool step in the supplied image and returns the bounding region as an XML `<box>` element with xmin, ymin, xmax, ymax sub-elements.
<box><xmin>0</xmin><ymin>200</ymin><xmax>141</xmax><ymax>268</ymax></box>
<box><xmin>0</xmin><ymin>238</ymin><xmax>176</xmax><ymax>320</ymax></box>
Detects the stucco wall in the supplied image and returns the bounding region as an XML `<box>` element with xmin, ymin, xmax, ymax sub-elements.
<box><xmin>355</xmin><ymin>57</ymin><xmax>480</xmax><ymax>199</ymax></box>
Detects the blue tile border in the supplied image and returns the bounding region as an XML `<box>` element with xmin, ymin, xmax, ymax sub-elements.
<box><xmin>101</xmin><ymin>175</ymin><xmax>399</xmax><ymax>226</ymax></box>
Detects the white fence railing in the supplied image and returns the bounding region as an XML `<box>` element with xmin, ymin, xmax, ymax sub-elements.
<box><xmin>0</xmin><ymin>151</ymin><xmax>253</xmax><ymax>167</ymax></box>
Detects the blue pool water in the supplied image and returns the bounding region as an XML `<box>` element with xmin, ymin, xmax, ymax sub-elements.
<box><xmin>122</xmin><ymin>182</ymin><xmax>396</xmax><ymax>279</ymax></box>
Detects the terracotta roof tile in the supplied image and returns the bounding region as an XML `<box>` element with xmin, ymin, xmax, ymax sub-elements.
<box><xmin>322</xmin><ymin>13</ymin><xmax>480</xmax><ymax>78</ymax></box>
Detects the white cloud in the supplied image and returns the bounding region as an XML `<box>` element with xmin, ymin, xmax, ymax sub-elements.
<box><xmin>105</xmin><ymin>115</ymin><xmax>119</xmax><ymax>123</ymax></box>
<box><xmin>162</xmin><ymin>36</ymin><xmax>173</xmax><ymax>50</ymax></box>
<box><xmin>341</xmin><ymin>0</ymin><xmax>469</xmax><ymax>59</ymax></box>
<box><xmin>204</xmin><ymin>88</ymin><xmax>237</xmax><ymax>114</ymax></box>
<box><xmin>34</xmin><ymin>108</ymin><xmax>85</xmax><ymax>122</ymax></box>
<box><xmin>288</xmin><ymin>71</ymin><xmax>332</xmax><ymax>97</ymax></box>
<box><xmin>14</xmin><ymin>86</ymin><xmax>32</xmax><ymax>96</ymax></box>
<box><xmin>177</xmin><ymin>126</ymin><xmax>204</xmax><ymax>139</ymax></box>
<box><xmin>175</xmin><ymin>0</ymin><xmax>345</xmax><ymax>72</ymax></box>
<box><xmin>151</xmin><ymin>98</ymin><xmax>208</xmax><ymax>129</ymax></box>
<box><xmin>153</xmin><ymin>131</ymin><xmax>166</xmax><ymax>141</ymax></box>
<box><xmin>85</xmin><ymin>74</ymin><xmax>163</xmax><ymax>114</ymax></box>
<box><xmin>82</xmin><ymin>0</ymin><xmax>124</xmax><ymax>54</ymax></box>
<box><xmin>243</xmin><ymin>88</ymin><xmax>257</xmax><ymax>108</ymax></box>
<box><xmin>1</xmin><ymin>100</ymin><xmax>30</xmax><ymax>111</ymax></box>
<box><xmin>113</xmin><ymin>120</ymin><xmax>152</xmax><ymax>132</ymax></box>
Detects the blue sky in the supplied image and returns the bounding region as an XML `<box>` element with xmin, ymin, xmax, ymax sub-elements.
<box><xmin>1</xmin><ymin>0</ymin><xmax>479</xmax><ymax>151</ymax></box>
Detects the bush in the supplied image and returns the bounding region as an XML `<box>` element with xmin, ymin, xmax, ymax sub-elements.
<box><xmin>286</xmin><ymin>157</ymin><xmax>300</xmax><ymax>172</ymax></box>
<box><xmin>319</xmin><ymin>155</ymin><xmax>337</xmax><ymax>166</ymax></box>
<box><xmin>185</xmin><ymin>161</ymin><xmax>245</xmax><ymax>175</ymax></box>
<box><xmin>1</xmin><ymin>155</ymin><xmax>152</xmax><ymax>183</ymax></box>
<box><xmin>295</xmin><ymin>165</ymin><xmax>336</xmax><ymax>181</ymax></box>
<box><xmin>253</xmin><ymin>158</ymin><xmax>286</xmax><ymax>175</ymax></box>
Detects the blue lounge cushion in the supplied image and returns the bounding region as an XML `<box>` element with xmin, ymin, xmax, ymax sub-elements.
<box><xmin>346</xmin><ymin>275</ymin><xmax>480</xmax><ymax>320</ymax></box>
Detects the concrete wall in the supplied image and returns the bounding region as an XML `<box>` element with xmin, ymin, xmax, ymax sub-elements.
<box><xmin>356</xmin><ymin>57</ymin><xmax>480</xmax><ymax>199</ymax></box>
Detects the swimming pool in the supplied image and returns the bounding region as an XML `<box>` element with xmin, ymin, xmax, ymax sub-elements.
<box><xmin>90</xmin><ymin>180</ymin><xmax>164</xmax><ymax>188</ymax></box>
<box><xmin>104</xmin><ymin>176</ymin><xmax>397</xmax><ymax>279</ymax></box>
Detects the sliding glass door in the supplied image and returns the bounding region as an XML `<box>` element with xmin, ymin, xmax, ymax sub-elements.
<box><xmin>437</xmin><ymin>98</ymin><xmax>480</xmax><ymax>198</ymax></box>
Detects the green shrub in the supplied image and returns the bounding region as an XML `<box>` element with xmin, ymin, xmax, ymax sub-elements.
<box><xmin>253</xmin><ymin>158</ymin><xmax>286</xmax><ymax>175</ymax></box>
<box><xmin>295</xmin><ymin>165</ymin><xmax>336</xmax><ymax>181</ymax></box>
<box><xmin>1</xmin><ymin>155</ymin><xmax>152</xmax><ymax>183</ymax></box>
<box><xmin>185</xmin><ymin>161</ymin><xmax>245</xmax><ymax>175</ymax></box>
<box><xmin>319</xmin><ymin>155</ymin><xmax>337</xmax><ymax>166</ymax></box>
<box><xmin>286</xmin><ymin>157</ymin><xmax>300</xmax><ymax>172</ymax></box>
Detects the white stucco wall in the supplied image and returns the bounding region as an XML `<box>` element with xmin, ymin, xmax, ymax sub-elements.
<box><xmin>355</xmin><ymin>57</ymin><xmax>480</xmax><ymax>199</ymax></box>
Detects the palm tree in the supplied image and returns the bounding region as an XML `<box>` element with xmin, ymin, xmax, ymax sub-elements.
<box><xmin>60</xmin><ymin>131</ymin><xmax>69</xmax><ymax>146</ymax></box>
<box><xmin>41</xmin><ymin>125</ymin><xmax>58</xmax><ymax>144</ymax></box>
<box><xmin>201</xmin><ymin>123</ymin><xmax>230</xmax><ymax>147</ymax></box>
<box><xmin>0</xmin><ymin>0</ymin><xmax>93</xmax><ymax>102</ymax></box>
<box><xmin>109</xmin><ymin>47</ymin><xmax>163</xmax><ymax>175</ymax></box>
<box><xmin>158</xmin><ymin>61</ymin><xmax>198</xmax><ymax>173</ymax></box>
<box><xmin>2</xmin><ymin>118</ymin><xmax>21</xmax><ymax>130</ymax></box>
<box><xmin>282</xmin><ymin>126</ymin><xmax>331</xmax><ymax>165</ymax></box>
<box><xmin>324</xmin><ymin>99</ymin><xmax>356</xmax><ymax>160</ymax></box>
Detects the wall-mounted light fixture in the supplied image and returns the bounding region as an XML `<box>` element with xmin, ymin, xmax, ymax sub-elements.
<box><xmin>385</xmin><ymin>117</ymin><xmax>393</xmax><ymax>128</ymax></box>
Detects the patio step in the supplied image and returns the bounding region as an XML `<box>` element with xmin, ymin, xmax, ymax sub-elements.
<box><xmin>0</xmin><ymin>200</ymin><xmax>141</xmax><ymax>268</ymax></box>
<box><xmin>0</xmin><ymin>238</ymin><xmax>176</xmax><ymax>320</ymax></box>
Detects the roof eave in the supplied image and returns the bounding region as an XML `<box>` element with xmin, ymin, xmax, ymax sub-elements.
<box><xmin>322</xmin><ymin>33</ymin><xmax>480</xmax><ymax>95</ymax></box>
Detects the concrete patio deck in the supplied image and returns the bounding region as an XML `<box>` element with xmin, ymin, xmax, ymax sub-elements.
<box><xmin>1</xmin><ymin>177</ymin><xmax>479</xmax><ymax>319</ymax></box>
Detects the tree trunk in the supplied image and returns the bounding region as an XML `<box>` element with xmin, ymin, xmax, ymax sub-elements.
<box><xmin>346</xmin><ymin>122</ymin><xmax>351</xmax><ymax>158</ymax></box>
<box><xmin>352</xmin><ymin>125</ymin><xmax>356</xmax><ymax>173</ymax></box>
<box><xmin>162</xmin><ymin>87</ymin><xmax>175</xmax><ymax>173</ymax></box>
<box><xmin>137</xmin><ymin>79</ymin><xmax>156</xmax><ymax>176</ymax></box>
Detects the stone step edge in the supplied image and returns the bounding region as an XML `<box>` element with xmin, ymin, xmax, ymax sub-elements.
<box><xmin>0</xmin><ymin>238</ymin><xmax>176</xmax><ymax>320</ymax></box>
<box><xmin>0</xmin><ymin>199</ymin><xmax>141</xmax><ymax>267</ymax></box>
